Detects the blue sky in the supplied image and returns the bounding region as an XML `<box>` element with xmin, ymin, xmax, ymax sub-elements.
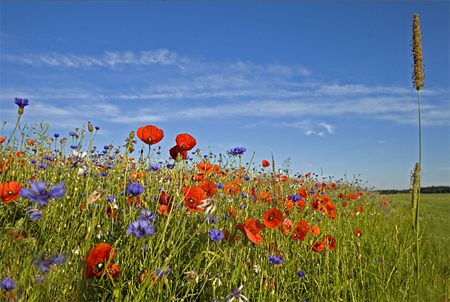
<box><xmin>1</xmin><ymin>1</ymin><xmax>449</xmax><ymax>190</ymax></box>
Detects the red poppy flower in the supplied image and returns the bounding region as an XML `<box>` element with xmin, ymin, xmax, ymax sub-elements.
<box><xmin>342</xmin><ymin>202</ymin><xmax>348</xmax><ymax>207</ymax></box>
<box><xmin>84</xmin><ymin>243</ymin><xmax>119</xmax><ymax>279</ymax></box>
<box><xmin>262</xmin><ymin>160</ymin><xmax>270</xmax><ymax>167</ymax></box>
<box><xmin>291</xmin><ymin>220</ymin><xmax>310</xmax><ymax>241</ymax></box>
<box><xmin>224</xmin><ymin>183</ymin><xmax>240</xmax><ymax>196</ymax></box>
<box><xmin>382</xmin><ymin>200</ymin><xmax>388</xmax><ymax>206</ymax></box>
<box><xmin>128</xmin><ymin>196</ymin><xmax>141</xmax><ymax>208</ymax></box>
<box><xmin>198</xmin><ymin>180</ymin><xmax>217</xmax><ymax>197</ymax></box>
<box><xmin>197</xmin><ymin>162</ymin><xmax>213</xmax><ymax>174</ymax></box>
<box><xmin>0</xmin><ymin>137</ymin><xmax>5</xmax><ymax>143</ymax></box>
<box><xmin>175</xmin><ymin>133</ymin><xmax>196</xmax><ymax>151</ymax></box>
<box><xmin>169</xmin><ymin>145</ymin><xmax>187</xmax><ymax>161</ymax></box>
<box><xmin>137</xmin><ymin>125</ymin><xmax>164</xmax><ymax>145</ymax></box>
<box><xmin>104</xmin><ymin>207</ymin><xmax>118</xmax><ymax>219</ymax></box>
<box><xmin>325</xmin><ymin>202</ymin><xmax>336</xmax><ymax>211</ymax></box>
<box><xmin>354</xmin><ymin>229</ymin><xmax>363</xmax><ymax>237</ymax></box>
<box><xmin>157</xmin><ymin>191</ymin><xmax>174</xmax><ymax>216</ymax></box>
<box><xmin>27</xmin><ymin>139</ymin><xmax>35</xmax><ymax>146</ymax></box>
<box><xmin>323</xmin><ymin>235</ymin><xmax>336</xmax><ymax>251</ymax></box>
<box><xmin>297</xmin><ymin>199</ymin><xmax>306</xmax><ymax>213</ymax></box>
<box><xmin>228</xmin><ymin>206</ymin><xmax>238</xmax><ymax>218</ymax></box>
<box><xmin>223</xmin><ymin>230</ymin><xmax>240</xmax><ymax>243</ymax></box>
<box><xmin>259</xmin><ymin>191</ymin><xmax>272</xmax><ymax>203</ymax></box>
<box><xmin>263</xmin><ymin>208</ymin><xmax>284</xmax><ymax>229</ymax></box>
<box><xmin>311</xmin><ymin>225</ymin><xmax>320</xmax><ymax>236</ymax></box>
<box><xmin>0</xmin><ymin>181</ymin><xmax>22</xmax><ymax>203</ymax></box>
<box><xmin>358</xmin><ymin>207</ymin><xmax>364</xmax><ymax>212</ymax></box>
<box><xmin>311</xmin><ymin>241</ymin><xmax>325</xmax><ymax>253</ymax></box>
<box><xmin>140</xmin><ymin>270</ymin><xmax>158</xmax><ymax>284</ymax></box>
<box><xmin>183</xmin><ymin>186</ymin><xmax>206</xmax><ymax>212</ymax></box>
<box><xmin>311</xmin><ymin>200</ymin><xmax>319</xmax><ymax>211</ymax></box>
<box><xmin>234</xmin><ymin>218</ymin><xmax>266</xmax><ymax>245</ymax></box>
<box><xmin>281</xmin><ymin>218</ymin><xmax>294</xmax><ymax>235</ymax></box>
<box><xmin>326</xmin><ymin>210</ymin><xmax>337</xmax><ymax>220</ymax></box>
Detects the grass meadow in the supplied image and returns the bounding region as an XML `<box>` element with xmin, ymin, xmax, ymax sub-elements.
<box><xmin>0</xmin><ymin>108</ymin><xmax>449</xmax><ymax>302</ymax></box>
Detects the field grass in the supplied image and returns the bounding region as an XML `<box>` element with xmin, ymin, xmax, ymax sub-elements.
<box><xmin>1</xmin><ymin>119</ymin><xmax>449</xmax><ymax>302</ymax></box>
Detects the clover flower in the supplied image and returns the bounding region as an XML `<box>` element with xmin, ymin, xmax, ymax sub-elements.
<box><xmin>20</xmin><ymin>181</ymin><xmax>66</xmax><ymax>207</ymax></box>
<box><xmin>224</xmin><ymin>284</ymin><xmax>248</xmax><ymax>302</ymax></box>
<box><xmin>126</xmin><ymin>219</ymin><xmax>156</xmax><ymax>238</ymax></box>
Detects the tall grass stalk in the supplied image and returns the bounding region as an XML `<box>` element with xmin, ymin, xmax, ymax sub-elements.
<box><xmin>411</xmin><ymin>12</ymin><xmax>425</xmax><ymax>280</ymax></box>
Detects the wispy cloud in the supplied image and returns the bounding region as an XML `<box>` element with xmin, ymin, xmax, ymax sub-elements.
<box><xmin>2</xmin><ymin>49</ymin><xmax>181</xmax><ymax>69</ymax></box>
<box><xmin>1</xmin><ymin>49</ymin><xmax>449</xmax><ymax>131</ymax></box>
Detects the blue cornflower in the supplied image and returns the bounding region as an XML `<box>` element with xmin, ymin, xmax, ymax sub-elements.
<box><xmin>154</xmin><ymin>265</ymin><xmax>170</xmax><ymax>278</ymax></box>
<box><xmin>229</xmin><ymin>147</ymin><xmax>246</xmax><ymax>156</ymax></box>
<box><xmin>149</xmin><ymin>164</ymin><xmax>161</xmax><ymax>171</ymax></box>
<box><xmin>1</xmin><ymin>278</ymin><xmax>16</xmax><ymax>291</ymax></box>
<box><xmin>20</xmin><ymin>181</ymin><xmax>66</xmax><ymax>207</ymax></box>
<box><xmin>30</xmin><ymin>160</ymin><xmax>37</xmax><ymax>164</ymax></box>
<box><xmin>54</xmin><ymin>133</ymin><xmax>60</xmax><ymax>138</ymax></box>
<box><xmin>107</xmin><ymin>195</ymin><xmax>116</xmax><ymax>202</ymax></box>
<box><xmin>104</xmin><ymin>145</ymin><xmax>110</xmax><ymax>150</ymax></box>
<box><xmin>215</xmin><ymin>183</ymin><xmax>224</xmax><ymax>189</ymax></box>
<box><xmin>297</xmin><ymin>270</ymin><xmax>305</xmax><ymax>278</ymax></box>
<box><xmin>70</xmin><ymin>132</ymin><xmax>77</xmax><ymax>137</ymax></box>
<box><xmin>241</xmin><ymin>193</ymin><xmax>247</xmax><ymax>198</ymax></box>
<box><xmin>107</xmin><ymin>164</ymin><xmax>114</xmax><ymax>169</ymax></box>
<box><xmin>101</xmin><ymin>172</ymin><xmax>108</xmax><ymax>177</ymax></box>
<box><xmin>37</xmin><ymin>163</ymin><xmax>47</xmax><ymax>169</ymax></box>
<box><xmin>166</xmin><ymin>164</ymin><xmax>174</xmax><ymax>169</ymax></box>
<box><xmin>140</xmin><ymin>210</ymin><xmax>156</xmax><ymax>221</ymax></box>
<box><xmin>125</xmin><ymin>183</ymin><xmax>144</xmax><ymax>196</ymax></box>
<box><xmin>126</xmin><ymin>220</ymin><xmax>156</xmax><ymax>238</ymax></box>
<box><xmin>376</xmin><ymin>258</ymin><xmax>383</xmax><ymax>262</ymax></box>
<box><xmin>95</xmin><ymin>126</ymin><xmax>100</xmax><ymax>131</ymax></box>
<box><xmin>268</xmin><ymin>255</ymin><xmax>284</xmax><ymax>265</ymax></box>
<box><xmin>205</xmin><ymin>215</ymin><xmax>218</xmax><ymax>224</ymax></box>
<box><xmin>290</xmin><ymin>195</ymin><xmax>302</xmax><ymax>201</ymax></box>
<box><xmin>49</xmin><ymin>254</ymin><xmax>67</xmax><ymax>265</ymax></box>
<box><xmin>70</xmin><ymin>145</ymin><xmax>78</xmax><ymax>149</ymax></box>
<box><xmin>29</xmin><ymin>210</ymin><xmax>42</xmax><ymax>221</ymax></box>
<box><xmin>14</xmin><ymin>97</ymin><xmax>29</xmax><ymax>115</ymax></box>
<box><xmin>35</xmin><ymin>254</ymin><xmax>66</xmax><ymax>273</ymax></box>
<box><xmin>208</xmin><ymin>229</ymin><xmax>224</xmax><ymax>242</ymax></box>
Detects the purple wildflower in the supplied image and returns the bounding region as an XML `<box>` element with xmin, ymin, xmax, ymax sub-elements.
<box><xmin>125</xmin><ymin>183</ymin><xmax>144</xmax><ymax>196</ymax></box>
<box><xmin>208</xmin><ymin>229</ymin><xmax>224</xmax><ymax>242</ymax></box>
<box><xmin>1</xmin><ymin>278</ymin><xmax>16</xmax><ymax>291</ymax></box>
<box><xmin>126</xmin><ymin>219</ymin><xmax>156</xmax><ymax>238</ymax></box>
<box><xmin>268</xmin><ymin>255</ymin><xmax>284</xmax><ymax>265</ymax></box>
<box><xmin>20</xmin><ymin>181</ymin><xmax>66</xmax><ymax>207</ymax></box>
<box><xmin>229</xmin><ymin>147</ymin><xmax>246</xmax><ymax>156</ymax></box>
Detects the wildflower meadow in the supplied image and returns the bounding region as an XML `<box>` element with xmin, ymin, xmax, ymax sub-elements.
<box><xmin>1</xmin><ymin>13</ymin><xmax>449</xmax><ymax>302</ymax></box>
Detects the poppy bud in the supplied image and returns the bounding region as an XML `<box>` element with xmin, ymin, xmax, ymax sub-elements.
<box><xmin>88</xmin><ymin>122</ymin><xmax>94</xmax><ymax>133</ymax></box>
<box><xmin>129</xmin><ymin>130</ymin><xmax>135</xmax><ymax>140</ymax></box>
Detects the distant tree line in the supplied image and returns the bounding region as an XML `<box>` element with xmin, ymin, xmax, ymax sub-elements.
<box><xmin>377</xmin><ymin>186</ymin><xmax>450</xmax><ymax>195</ymax></box>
